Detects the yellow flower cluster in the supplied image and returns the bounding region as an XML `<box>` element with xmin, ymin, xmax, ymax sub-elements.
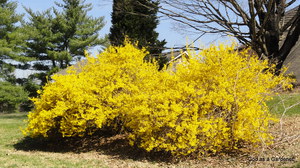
<box><xmin>23</xmin><ymin>41</ymin><xmax>293</xmax><ymax>156</ymax></box>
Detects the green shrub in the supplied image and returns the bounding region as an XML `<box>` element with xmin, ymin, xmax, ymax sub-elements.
<box><xmin>0</xmin><ymin>81</ymin><xmax>28</xmax><ymax>113</ymax></box>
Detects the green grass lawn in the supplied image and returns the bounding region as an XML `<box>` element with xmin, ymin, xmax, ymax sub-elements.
<box><xmin>0</xmin><ymin>92</ymin><xmax>299</xmax><ymax>168</ymax></box>
<box><xmin>0</xmin><ymin>113</ymin><xmax>108</xmax><ymax>168</ymax></box>
<box><xmin>267</xmin><ymin>92</ymin><xmax>300</xmax><ymax>116</ymax></box>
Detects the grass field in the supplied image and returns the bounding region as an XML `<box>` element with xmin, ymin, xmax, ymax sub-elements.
<box><xmin>0</xmin><ymin>93</ymin><xmax>299</xmax><ymax>168</ymax></box>
<box><xmin>267</xmin><ymin>92</ymin><xmax>300</xmax><ymax>116</ymax></box>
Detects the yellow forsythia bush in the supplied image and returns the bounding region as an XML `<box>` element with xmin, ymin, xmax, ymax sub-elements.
<box><xmin>23</xmin><ymin>41</ymin><xmax>293</xmax><ymax>156</ymax></box>
<box><xmin>23</xmin><ymin>41</ymin><xmax>156</xmax><ymax>137</ymax></box>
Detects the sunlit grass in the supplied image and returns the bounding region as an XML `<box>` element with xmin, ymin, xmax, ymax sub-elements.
<box><xmin>267</xmin><ymin>92</ymin><xmax>300</xmax><ymax>116</ymax></box>
<box><xmin>0</xmin><ymin>113</ymin><xmax>108</xmax><ymax>168</ymax></box>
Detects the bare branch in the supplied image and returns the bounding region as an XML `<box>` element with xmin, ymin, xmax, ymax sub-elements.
<box><xmin>159</xmin><ymin>0</ymin><xmax>251</xmax><ymax>43</ymax></box>
<box><xmin>286</xmin><ymin>0</ymin><xmax>297</xmax><ymax>8</ymax></box>
<box><xmin>156</xmin><ymin>0</ymin><xmax>300</xmax><ymax>72</ymax></box>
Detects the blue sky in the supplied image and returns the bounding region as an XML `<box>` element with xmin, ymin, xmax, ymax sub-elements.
<box><xmin>15</xmin><ymin>0</ymin><xmax>300</xmax><ymax>50</ymax></box>
<box><xmin>15</xmin><ymin>0</ymin><xmax>218</xmax><ymax>50</ymax></box>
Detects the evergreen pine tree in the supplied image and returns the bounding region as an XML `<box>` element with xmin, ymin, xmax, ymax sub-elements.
<box><xmin>109</xmin><ymin>0</ymin><xmax>166</xmax><ymax>67</ymax></box>
<box><xmin>25</xmin><ymin>9</ymin><xmax>59</xmax><ymax>72</ymax></box>
<box><xmin>0</xmin><ymin>0</ymin><xmax>30</xmax><ymax>82</ymax></box>
<box><xmin>25</xmin><ymin>0</ymin><xmax>108</xmax><ymax>75</ymax></box>
<box><xmin>53</xmin><ymin>0</ymin><xmax>108</xmax><ymax>68</ymax></box>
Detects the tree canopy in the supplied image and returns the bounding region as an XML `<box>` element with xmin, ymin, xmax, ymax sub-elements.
<box><xmin>24</xmin><ymin>0</ymin><xmax>108</xmax><ymax>84</ymax></box>
<box><xmin>109</xmin><ymin>0</ymin><xmax>166</xmax><ymax>55</ymax></box>
<box><xmin>25</xmin><ymin>0</ymin><xmax>108</xmax><ymax>71</ymax></box>
<box><xmin>0</xmin><ymin>0</ymin><xmax>30</xmax><ymax>82</ymax></box>
<box><xmin>159</xmin><ymin>0</ymin><xmax>300</xmax><ymax>72</ymax></box>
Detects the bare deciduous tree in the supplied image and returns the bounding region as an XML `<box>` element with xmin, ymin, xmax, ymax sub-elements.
<box><xmin>159</xmin><ymin>0</ymin><xmax>300</xmax><ymax>73</ymax></box>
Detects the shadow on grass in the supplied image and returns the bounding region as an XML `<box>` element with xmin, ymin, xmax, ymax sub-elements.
<box><xmin>14</xmin><ymin>131</ymin><xmax>174</xmax><ymax>163</ymax></box>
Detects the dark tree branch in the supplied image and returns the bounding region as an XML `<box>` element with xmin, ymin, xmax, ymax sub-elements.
<box><xmin>158</xmin><ymin>0</ymin><xmax>300</xmax><ymax>73</ymax></box>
